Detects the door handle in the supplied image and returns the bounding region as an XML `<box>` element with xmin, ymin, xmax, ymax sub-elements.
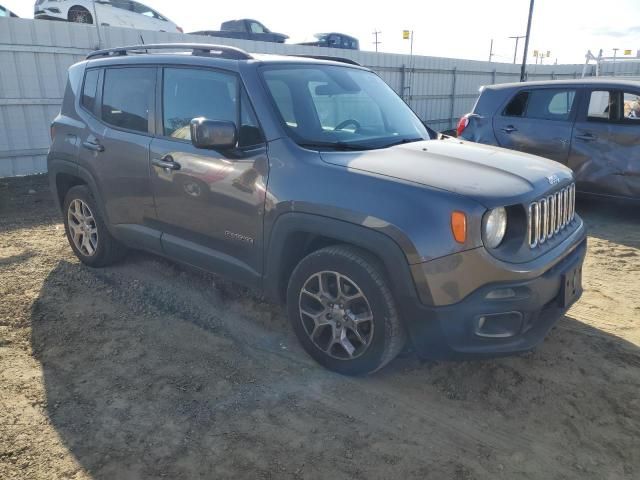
<box><xmin>575</xmin><ymin>133</ymin><xmax>596</xmax><ymax>142</ymax></box>
<box><xmin>501</xmin><ymin>125</ymin><xmax>517</xmax><ymax>133</ymax></box>
<box><xmin>152</xmin><ymin>155</ymin><xmax>181</xmax><ymax>171</ymax></box>
<box><xmin>82</xmin><ymin>140</ymin><xmax>105</xmax><ymax>152</ymax></box>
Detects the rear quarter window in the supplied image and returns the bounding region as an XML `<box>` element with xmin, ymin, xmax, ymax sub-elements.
<box><xmin>81</xmin><ymin>69</ymin><xmax>100</xmax><ymax>113</ymax></box>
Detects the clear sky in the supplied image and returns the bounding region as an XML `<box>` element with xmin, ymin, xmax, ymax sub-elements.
<box><xmin>6</xmin><ymin>0</ymin><xmax>640</xmax><ymax>64</ymax></box>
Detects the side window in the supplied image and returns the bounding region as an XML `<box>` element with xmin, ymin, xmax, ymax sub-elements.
<box><xmin>587</xmin><ymin>91</ymin><xmax>612</xmax><ymax>121</ymax></box>
<box><xmin>525</xmin><ymin>89</ymin><xmax>575</xmax><ymax>121</ymax></box>
<box><xmin>102</xmin><ymin>68</ymin><xmax>155</xmax><ymax>133</ymax></box>
<box><xmin>503</xmin><ymin>91</ymin><xmax>529</xmax><ymax>117</ymax></box>
<box><xmin>249</xmin><ymin>22</ymin><xmax>265</xmax><ymax>34</ymax></box>
<box><xmin>0</xmin><ymin>6</ymin><xmax>7</xmax><ymax>17</ymax></box>
<box><xmin>81</xmin><ymin>69</ymin><xmax>100</xmax><ymax>113</ymax></box>
<box><xmin>163</xmin><ymin>68</ymin><xmax>237</xmax><ymax>140</ymax></box>
<box><xmin>623</xmin><ymin>92</ymin><xmax>640</xmax><ymax>121</ymax></box>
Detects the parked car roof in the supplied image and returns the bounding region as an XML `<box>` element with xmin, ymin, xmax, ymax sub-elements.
<box><xmin>485</xmin><ymin>78</ymin><xmax>640</xmax><ymax>91</ymax></box>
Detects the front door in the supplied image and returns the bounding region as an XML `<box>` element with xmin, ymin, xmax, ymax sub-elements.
<box><xmin>493</xmin><ymin>87</ymin><xmax>577</xmax><ymax>163</ymax></box>
<box><xmin>150</xmin><ymin>67</ymin><xmax>268</xmax><ymax>288</ymax></box>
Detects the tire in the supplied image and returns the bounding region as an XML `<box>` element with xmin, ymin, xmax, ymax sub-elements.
<box><xmin>286</xmin><ymin>245</ymin><xmax>406</xmax><ymax>375</ymax></box>
<box><xmin>68</xmin><ymin>6</ymin><xmax>93</xmax><ymax>24</ymax></box>
<box><xmin>63</xmin><ymin>185</ymin><xmax>126</xmax><ymax>267</ymax></box>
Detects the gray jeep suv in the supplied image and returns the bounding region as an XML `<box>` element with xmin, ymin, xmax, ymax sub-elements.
<box><xmin>48</xmin><ymin>44</ymin><xmax>587</xmax><ymax>375</ymax></box>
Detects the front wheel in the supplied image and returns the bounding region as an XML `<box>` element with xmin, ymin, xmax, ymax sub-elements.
<box><xmin>287</xmin><ymin>246</ymin><xmax>406</xmax><ymax>375</ymax></box>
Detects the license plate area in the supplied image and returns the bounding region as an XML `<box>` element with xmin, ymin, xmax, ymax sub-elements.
<box><xmin>561</xmin><ymin>263</ymin><xmax>583</xmax><ymax>308</ymax></box>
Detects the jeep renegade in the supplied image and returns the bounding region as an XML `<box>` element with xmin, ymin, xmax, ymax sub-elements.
<box><xmin>48</xmin><ymin>44</ymin><xmax>587</xmax><ymax>375</ymax></box>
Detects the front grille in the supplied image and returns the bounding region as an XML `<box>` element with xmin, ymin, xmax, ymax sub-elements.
<box><xmin>528</xmin><ymin>183</ymin><xmax>576</xmax><ymax>248</ymax></box>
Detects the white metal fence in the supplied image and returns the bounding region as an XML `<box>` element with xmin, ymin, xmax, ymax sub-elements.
<box><xmin>0</xmin><ymin>17</ymin><xmax>602</xmax><ymax>177</ymax></box>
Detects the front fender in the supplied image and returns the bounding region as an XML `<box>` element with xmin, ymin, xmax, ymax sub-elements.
<box><xmin>263</xmin><ymin>212</ymin><xmax>429</xmax><ymax>306</ymax></box>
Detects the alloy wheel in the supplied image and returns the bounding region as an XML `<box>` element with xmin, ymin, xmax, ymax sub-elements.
<box><xmin>298</xmin><ymin>271</ymin><xmax>374</xmax><ymax>360</ymax></box>
<box><xmin>67</xmin><ymin>199</ymin><xmax>98</xmax><ymax>256</ymax></box>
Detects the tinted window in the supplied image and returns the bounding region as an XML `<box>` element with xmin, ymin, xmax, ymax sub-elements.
<box><xmin>623</xmin><ymin>92</ymin><xmax>640</xmax><ymax>121</ymax></box>
<box><xmin>239</xmin><ymin>89</ymin><xmax>263</xmax><ymax>147</ymax></box>
<box><xmin>504</xmin><ymin>91</ymin><xmax>529</xmax><ymax>117</ymax></box>
<box><xmin>163</xmin><ymin>68</ymin><xmax>237</xmax><ymax>140</ymax></box>
<box><xmin>102</xmin><ymin>68</ymin><xmax>155</xmax><ymax>133</ymax></box>
<box><xmin>0</xmin><ymin>6</ymin><xmax>7</xmax><ymax>17</ymax></box>
<box><xmin>525</xmin><ymin>89</ymin><xmax>575</xmax><ymax>121</ymax></box>
<box><xmin>81</xmin><ymin>69</ymin><xmax>100</xmax><ymax>113</ymax></box>
<box><xmin>588</xmin><ymin>91</ymin><xmax>612</xmax><ymax>120</ymax></box>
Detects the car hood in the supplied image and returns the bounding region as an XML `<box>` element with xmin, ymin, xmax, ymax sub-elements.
<box><xmin>319</xmin><ymin>138</ymin><xmax>574</xmax><ymax>207</ymax></box>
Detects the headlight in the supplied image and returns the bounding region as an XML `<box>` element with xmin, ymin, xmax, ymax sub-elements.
<box><xmin>483</xmin><ymin>207</ymin><xmax>507</xmax><ymax>249</ymax></box>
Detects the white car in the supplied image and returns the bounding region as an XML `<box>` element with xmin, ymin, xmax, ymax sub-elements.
<box><xmin>0</xmin><ymin>4</ymin><xmax>19</xmax><ymax>17</ymax></box>
<box><xmin>34</xmin><ymin>0</ymin><xmax>182</xmax><ymax>32</ymax></box>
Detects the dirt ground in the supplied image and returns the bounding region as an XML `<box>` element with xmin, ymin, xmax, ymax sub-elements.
<box><xmin>1</xmin><ymin>175</ymin><xmax>639</xmax><ymax>480</ymax></box>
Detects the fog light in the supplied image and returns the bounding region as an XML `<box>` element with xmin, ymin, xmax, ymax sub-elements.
<box><xmin>475</xmin><ymin>312</ymin><xmax>523</xmax><ymax>338</ymax></box>
<box><xmin>485</xmin><ymin>288</ymin><xmax>516</xmax><ymax>300</ymax></box>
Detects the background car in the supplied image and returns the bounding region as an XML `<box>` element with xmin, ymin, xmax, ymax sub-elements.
<box><xmin>34</xmin><ymin>0</ymin><xmax>182</xmax><ymax>32</ymax></box>
<box><xmin>458</xmin><ymin>79</ymin><xmax>640</xmax><ymax>201</ymax></box>
<box><xmin>191</xmin><ymin>19</ymin><xmax>288</xmax><ymax>43</ymax></box>
<box><xmin>0</xmin><ymin>3</ymin><xmax>19</xmax><ymax>17</ymax></box>
<box><xmin>298</xmin><ymin>33</ymin><xmax>360</xmax><ymax>50</ymax></box>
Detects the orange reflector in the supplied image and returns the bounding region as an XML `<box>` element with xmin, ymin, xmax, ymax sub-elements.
<box><xmin>451</xmin><ymin>211</ymin><xmax>467</xmax><ymax>244</ymax></box>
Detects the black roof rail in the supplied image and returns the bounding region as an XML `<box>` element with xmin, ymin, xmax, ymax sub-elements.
<box><xmin>289</xmin><ymin>55</ymin><xmax>361</xmax><ymax>66</ymax></box>
<box><xmin>86</xmin><ymin>43</ymin><xmax>253</xmax><ymax>60</ymax></box>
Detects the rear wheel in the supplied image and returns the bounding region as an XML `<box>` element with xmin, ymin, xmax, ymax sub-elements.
<box><xmin>63</xmin><ymin>186</ymin><xmax>125</xmax><ymax>267</ymax></box>
<box><xmin>287</xmin><ymin>245</ymin><xmax>406</xmax><ymax>375</ymax></box>
<box><xmin>68</xmin><ymin>6</ymin><xmax>93</xmax><ymax>24</ymax></box>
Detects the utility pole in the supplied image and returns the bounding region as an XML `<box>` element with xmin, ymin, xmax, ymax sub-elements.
<box><xmin>612</xmin><ymin>48</ymin><xmax>619</xmax><ymax>76</ymax></box>
<box><xmin>488</xmin><ymin>39</ymin><xmax>494</xmax><ymax>62</ymax></box>
<box><xmin>372</xmin><ymin>29</ymin><xmax>381</xmax><ymax>52</ymax></box>
<box><xmin>509</xmin><ymin>35</ymin><xmax>525</xmax><ymax>64</ymax></box>
<box><xmin>520</xmin><ymin>0</ymin><xmax>535</xmax><ymax>82</ymax></box>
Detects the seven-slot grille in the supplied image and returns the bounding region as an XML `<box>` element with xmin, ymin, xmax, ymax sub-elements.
<box><xmin>528</xmin><ymin>183</ymin><xmax>576</xmax><ymax>248</ymax></box>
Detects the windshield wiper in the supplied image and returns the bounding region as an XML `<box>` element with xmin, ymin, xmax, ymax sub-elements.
<box><xmin>298</xmin><ymin>141</ymin><xmax>375</xmax><ymax>151</ymax></box>
<box><xmin>382</xmin><ymin>137</ymin><xmax>425</xmax><ymax>148</ymax></box>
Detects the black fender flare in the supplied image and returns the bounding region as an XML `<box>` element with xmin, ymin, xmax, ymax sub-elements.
<box><xmin>263</xmin><ymin>212</ymin><xmax>431</xmax><ymax>306</ymax></box>
<box><xmin>48</xmin><ymin>159</ymin><xmax>112</xmax><ymax>228</ymax></box>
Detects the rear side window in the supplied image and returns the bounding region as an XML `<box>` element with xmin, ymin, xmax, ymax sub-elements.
<box><xmin>503</xmin><ymin>89</ymin><xmax>575</xmax><ymax>121</ymax></box>
<box><xmin>102</xmin><ymin>67</ymin><xmax>155</xmax><ymax>133</ymax></box>
<box><xmin>503</xmin><ymin>91</ymin><xmax>529</xmax><ymax>117</ymax></box>
<box><xmin>81</xmin><ymin>69</ymin><xmax>100</xmax><ymax>113</ymax></box>
<box><xmin>163</xmin><ymin>68</ymin><xmax>237</xmax><ymax>140</ymax></box>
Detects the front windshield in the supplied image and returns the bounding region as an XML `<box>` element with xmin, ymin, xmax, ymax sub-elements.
<box><xmin>261</xmin><ymin>65</ymin><xmax>429</xmax><ymax>150</ymax></box>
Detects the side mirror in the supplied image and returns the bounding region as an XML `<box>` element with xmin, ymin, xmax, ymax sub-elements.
<box><xmin>190</xmin><ymin>118</ymin><xmax>237</xmax><ymax>150</ymax></box>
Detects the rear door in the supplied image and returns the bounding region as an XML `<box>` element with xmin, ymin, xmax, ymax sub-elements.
<box><xmin>569</xmin><ymin>88</ymin><xmax>640</xmax><ymax>198</ymax></box>
<box><xmin>87</xmin><ymin>66</ymin><xmax>159</xmax><ymax>245</ymax></box>
<box><xmin>149</xmin><ymin>66</ymin><xmax>268</xmax><ymax>288</ymax></box>
<box><xmin>493</xmin><ymin>87</ymin><xmax>577</xmax><ymax>163</ymax></box>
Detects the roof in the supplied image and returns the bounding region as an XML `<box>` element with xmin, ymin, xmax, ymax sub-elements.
<box><xmin>486</xmin><ymin>77</ymin><xmax>640</xmax><ymax>90</ymax></box>
<box><xmin>85</xmin><ymin>43</ymin><xmax>364</xmax><ymax>68</ymax></box>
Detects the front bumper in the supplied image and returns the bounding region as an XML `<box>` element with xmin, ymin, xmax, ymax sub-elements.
<box><xmin>403</xmin><ymin>234</ymin><xmax>587</xmax><ymax>360</ymax></box>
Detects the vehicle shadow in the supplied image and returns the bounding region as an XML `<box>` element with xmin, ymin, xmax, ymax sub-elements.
<box><xmin>577</xmin><ymin>196</ymin><xmax>640</xmax><ymax>249</ymax></box>
<box><xmin>30</xmin><ymin>257</ymin><xmax>640</xmax><ymax>479</ymax></box>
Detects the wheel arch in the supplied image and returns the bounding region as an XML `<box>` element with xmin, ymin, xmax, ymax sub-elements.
<box><xmin>67</xmin><ymin>5</ymin><xmax>94</xmax><ymax>23</ymax></box>
<box><xmin>263</xmin><ymin>212</ymin><xmax>430</xmax><ymax>306</ymax></box>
